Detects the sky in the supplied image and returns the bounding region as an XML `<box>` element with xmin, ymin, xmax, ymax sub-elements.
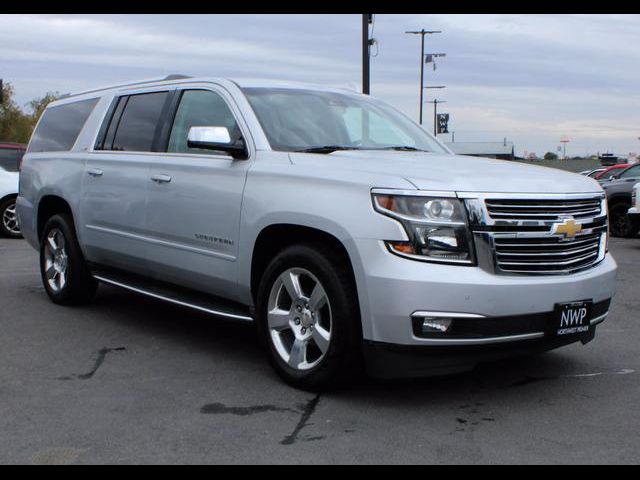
<box><xmin>1</xmin><ymin>13</ymin><xmax>639</xmax><ymax>157</ymax></box>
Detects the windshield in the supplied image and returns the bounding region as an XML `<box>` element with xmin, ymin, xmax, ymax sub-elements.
<box><xmin>242</xmin><ymin>87</ymin><xmax>449</xmax><ymax>154</ymax></box>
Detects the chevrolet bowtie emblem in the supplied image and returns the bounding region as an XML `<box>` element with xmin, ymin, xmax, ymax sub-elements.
<box><xmin>552</xmin><ymin>218</ymin><xmax>583</xmax><ymax>239</ymax></box>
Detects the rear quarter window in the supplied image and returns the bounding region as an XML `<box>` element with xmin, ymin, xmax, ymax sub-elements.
<box><xmin>28</xmin><ymin>98</ymin><xmax>99</xmax><ymax>153</ymax></box>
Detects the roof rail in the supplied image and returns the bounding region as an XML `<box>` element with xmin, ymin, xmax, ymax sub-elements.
<box><xmin>58</xmin><ymin>74</ymin><xmax>193</xmax><ymax>100</ymax></box>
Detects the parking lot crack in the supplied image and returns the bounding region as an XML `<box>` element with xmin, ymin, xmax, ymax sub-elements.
<box><xmin>58</xmin><ymin>347</ymin><xmax>126</xmax><ymax>380</ymax></box>
<box><xmin>280</xmin><ymin>394</ymin><xmax>321</xmax><ymax>446</ymax></box>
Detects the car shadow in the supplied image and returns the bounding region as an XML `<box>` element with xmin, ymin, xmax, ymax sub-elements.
<box><xmin>88</xmin><ymin>284</ymin><xmax>595</xmax><ymax>403</ymax></box>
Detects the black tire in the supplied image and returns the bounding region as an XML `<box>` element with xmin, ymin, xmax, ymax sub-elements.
<box><xmin>0</xmin><ymin>196</ymin><xmax>21</xmax><ymax>239</ymax></box>
<box><xmin>40</xmin><ymin>214</ymin><xmax>98</xmax><ymax>305</ymax></box>
<box><xmin>255</xmin><ymin>243</ymin><xmax>362</xmax><ymax>391</ymax></box>
<box><xmin>609</xmin><ymin>202</ymin><xmax>640</xmax><ymax>238</ymax></box>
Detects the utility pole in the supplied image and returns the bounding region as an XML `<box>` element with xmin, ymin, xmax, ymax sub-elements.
<box><xmin>362</xmin><ymin>14</ymin><xmax>374</xmax><ymax>95</ymax></box>
<box><xmin>427</xmin><ymin>99</ymin><xmax>446</xmax><ymax>136</ymax></box>
<box><xmin>405</xmin><ymin>29</ymin><xmax>441</xmax><ymax>124</ymax></box>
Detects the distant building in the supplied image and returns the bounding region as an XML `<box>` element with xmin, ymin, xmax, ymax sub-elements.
<box><xmin>445</xmin><ymin>141</ymin><xmax>515</xmax><ymax>161</ymax></box>
<box><xmin>598</xmin><ymin>153</ymin><xmax>626</xmax><ymax>166</ymax></box>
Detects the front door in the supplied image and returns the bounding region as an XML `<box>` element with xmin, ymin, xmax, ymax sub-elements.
<box><xmin>143</xmin><ymin>88</ymin><xmax>252</xmax><ymax>298</ymax></box>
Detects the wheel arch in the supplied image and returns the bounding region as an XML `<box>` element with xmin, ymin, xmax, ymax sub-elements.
<box><xmin>37</xmin><ymin>195</ymin><xmax>74</xmax><ymax>242</ymax></box>
<box><xmin>0</xmin><ymin>193</ymin><xmax>18</xmax><ymax>205</ymax></box>
<box><xmin>250</xmin><ymin>223</ymin><xmax>357</xmax><ymax>303</ymax></box>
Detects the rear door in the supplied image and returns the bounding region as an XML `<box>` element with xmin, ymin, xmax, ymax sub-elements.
<box><xmin>80</xmin><ymin>89</ymin><xmax>173</xmax><ymax>274</ymax></box>
<box><xmin>143</xmin><ymin>86</ymin><xmax>253</xmax><ymax>297</ymax></box>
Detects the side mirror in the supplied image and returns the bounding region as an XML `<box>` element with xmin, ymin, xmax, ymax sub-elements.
<box><xmin>187</xmin><ymin>126</ymin><xmax>248</xmax><ymax>160</ymax></box>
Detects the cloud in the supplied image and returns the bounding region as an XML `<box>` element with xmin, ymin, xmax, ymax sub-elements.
<box><xmin>2</xmin><ymin>13</ymin><xmax>638</xmax><ymax>156</ymax></box>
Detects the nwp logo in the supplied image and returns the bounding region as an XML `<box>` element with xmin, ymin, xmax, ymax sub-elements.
<box><xmin>560</xmin><ymin>307</ymin><xmax>588</xmax><ymax>327</ymax></box>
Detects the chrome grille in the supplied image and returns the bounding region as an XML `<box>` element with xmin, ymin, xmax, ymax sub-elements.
<box><xmin>462</xmin><ymin>193</ymin><xmax>608</xmax><ymax>276</ymax></box>
<box><xmin>493</xmin><ymin>233</ymin><xmax>604</xmax><ymax>274</ymax></box>
<box><xmin>485</xmin><ymin>198</ymin><xmax>602</xmax><ymax>222</ymax></box>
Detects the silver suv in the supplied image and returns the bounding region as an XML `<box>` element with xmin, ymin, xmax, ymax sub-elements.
<box><xmin>17</xmin><ymin>75</ymin><xmax>617</xmax><ymax>389</ymax></box>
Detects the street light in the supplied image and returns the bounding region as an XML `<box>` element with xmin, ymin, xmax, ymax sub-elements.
<box><xmin>405</xmin><ymin>29</ymin><xmax>442</xmax><ymax>124</ymax></box>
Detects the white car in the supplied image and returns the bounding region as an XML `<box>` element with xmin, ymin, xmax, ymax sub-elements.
<box><xmin>0</xmin><ymin>167</ymin><xmax>20</xmax><ymax>238</ymax></box>
<box><xmin>628</xmin><ymin>183</ymin><xmax>640</xmax><ymax>228</ymax></box>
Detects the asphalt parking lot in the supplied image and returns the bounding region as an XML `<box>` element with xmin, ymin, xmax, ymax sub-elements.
<box><xmin>0</xmin><ymin>237</ymin><xmax>638</xmax><ymax>464</ymax></box>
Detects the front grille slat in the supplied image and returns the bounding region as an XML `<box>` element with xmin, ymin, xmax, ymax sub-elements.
<box><xmin>496</xmin><ymin>243</ymin><xmax>600</xmax><ymax>257</ymax></box>
<box><xmin>485</xmin><ymin>198</ymin><xmax>602</xmax><ymax>223</ymax></box>
<box><xmin>483</xmin><ymin>196</ymin><xmax>606</xmax><ymax>275</ymax></box>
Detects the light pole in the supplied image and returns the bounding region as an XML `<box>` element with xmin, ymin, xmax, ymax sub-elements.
<box><xmin>362</xmin><ymin>14</ymin><xmax>373</xmax><ymax>95</ymax></box>
<box><xmin>405</xmin><ymin>29</ymin><xmax>441</xmax><ymax>124</ymax></box>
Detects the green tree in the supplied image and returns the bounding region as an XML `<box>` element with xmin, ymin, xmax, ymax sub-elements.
<box><xmin>0</xmin><ymin>81</ymin><xmax>59</xmax><ymax>144</ymax></box>
<box><xmin>0</xmin><ymin>82</ymin><xmax>31</xmax><ymax>143</ymax></box>
<box><xmin>544</xmin><ymin>152</ymin><xmax>559</xmax><ymax>160</ymax></box>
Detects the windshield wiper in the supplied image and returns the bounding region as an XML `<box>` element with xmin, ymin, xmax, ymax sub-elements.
<box><xmin>377</xmin><ymin>145</ymin><xmax>431</xmax><ymax>152</ymax></box>
<box><xmin>295</xmin><ymin>145</ymin><xmax>361</xmax><ymax>154</ymax></box>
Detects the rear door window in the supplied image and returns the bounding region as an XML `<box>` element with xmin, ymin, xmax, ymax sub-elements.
<box><xmin>28</xmin><ymin>98</ymin><xmax>99</xmax><ymax>153</ymax></box>
<box><xmin>109</xmin><ymin>92</ymin><xmax>169</xmax><ymax>152</ymax></box>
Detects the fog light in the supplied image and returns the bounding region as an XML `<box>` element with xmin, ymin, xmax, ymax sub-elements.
<box><xmin>421</xmin><ymin>317</ymin><xmax>453</xmax><ymax>334</ymax></box>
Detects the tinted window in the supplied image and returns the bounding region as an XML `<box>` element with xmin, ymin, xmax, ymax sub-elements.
<box><xmin>168</xmin><ymin>90</ymin><xmax>241</xmax><ymax>155</ymax></box>
<box><xmin>111</xmin><ymin>92</ymin><xmax>169</xmax><ymax>152</ymax></box>
<box><xmin>619</xmin><ymin>165</ymin><xmax>640</xmax><ymax>179</ymax></box>
<box><xmin>0</xmin><ymin>148</ymin><xmax>22</xmax><ymax>172</ymax></box>
<box><xmin>28</xmin><ymin>98</ymin><xmax>98</xmax><ymax>153</ymax></box>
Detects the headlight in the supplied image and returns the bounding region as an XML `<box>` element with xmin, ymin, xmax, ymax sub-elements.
<box><xmin>372</xmin><ymin>191</ymin><xmax>475</xmax><ymax>264</ymax></box>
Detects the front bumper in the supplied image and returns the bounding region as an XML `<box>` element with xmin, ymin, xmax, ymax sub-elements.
<box><xmin>353</xmin><ymin>238</ymin><xmax>617</xmax><ymax>347</ymax></box>
<box><xmin>363</xmin><ymin>328</ymin><xmax>597</xmax><ymax>378</ymax></box>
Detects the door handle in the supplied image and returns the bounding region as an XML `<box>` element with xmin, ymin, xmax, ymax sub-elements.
<box><xmin>150</xmin><ymin>174</ymin><xmax>172</xmax><ymax>184</ymax></box>
<box><xmin>87</xmin><ymin>168</ymin><xmax>103</xmax><ymax>177</ymax></box>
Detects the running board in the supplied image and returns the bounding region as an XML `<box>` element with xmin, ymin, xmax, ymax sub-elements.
<box><xmin>91</xmin><ymin>269</ymin><xmax>253</xmax><ymax>322</ymax></box>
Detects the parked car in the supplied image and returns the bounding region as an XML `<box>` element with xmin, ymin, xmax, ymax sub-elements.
<box><xmin>16</xmin><ymin>76</ymin><xmax>617</xmax><ymax>389</ymax></box>
<box><xmin>0</xmin><ymin>142</ymin><xmax>26</xmax><ymax>172</ymax></box>
<box><xmin>601</xmin><ymin>163</ymin><xmax>640</xmax><ymax>237</ymax></box>
<box><xmin>627</xmin><ymin>183</ymin><xmax>640</xmax><ymax>228</ymax></box>
<box><xmin>580</xmin><ymin>168</ymin><xmax>606</xmax><ymax>178</ymax></box>
<box><xmin>595</xmin><ymin>164</ymin><xmax>629</xmax><ymax>181</ymax></box>
<box><xmin>0</xmin><ymin>146</ymin><xmax>22</xmax><ymax>238</ymax></box>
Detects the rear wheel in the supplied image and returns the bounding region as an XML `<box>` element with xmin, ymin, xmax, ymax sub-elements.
<box><xmin>609</xmin><ymin>202</ymin><xmax>639</xmax><ymax>238</ymax></box>
<box><xmin>40</xmin><ymin>214</ymin><xmax>98</xmax><ymax>305</ymax></box>
<box><xmin>255</xmin><ymin>244</ymin><xmax>361</xmax><ymax>391</ymax></box>
<box><xmin>0</xmin><ymin>197</ymin><xmax>21</xmax><ymax>238</ymax></box>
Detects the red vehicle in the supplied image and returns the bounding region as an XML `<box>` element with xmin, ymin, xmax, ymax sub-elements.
<box><xmin>594</xmin><ymin>164</ymin><xmax>628</xmax><ymax>180</ymax></box>
<box><xmin>0</xmin><ymin>142</ymin><xmax>27</xmax><ymax>172</ymax></box>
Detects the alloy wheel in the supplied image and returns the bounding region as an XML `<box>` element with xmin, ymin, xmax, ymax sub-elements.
<box><xmin>43</xmin><ymin>228</ymin><xmax>69</xmax><ymax>293</ymax></box>
<box><xmin>2</xmin><ymin>202</ymin><xmax>20</xmax><ymax>235</ymax></box>
<box><xmin>267</xmin><ymin>267</ymin><xmax>332</xmax><ymax>371</ymax></box>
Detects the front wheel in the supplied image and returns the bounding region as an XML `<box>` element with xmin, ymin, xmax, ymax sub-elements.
<box><xmin>255</xmin><ymin>244</ymin><xmax>361</xmax><ymax>391</ymax></box>
<box><xmin>40</xmin><ymin>214</ymin><xmax>98</xmax><ymax>305</ymax></box>
<box><xmin>0</xmin><ymin>197</ymin><xmax>21</xmax><ymax>238</ymax></box>
<box><xmin>609</xmin><ymin>202</ymin><xmax>639</xmax><ymax>238</ymax></box>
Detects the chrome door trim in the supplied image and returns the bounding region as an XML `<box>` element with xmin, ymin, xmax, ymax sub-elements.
<box><xmin>85</xmin><ymin>224</ymin><xmax>236</xmax><ymax>261</ymax></box>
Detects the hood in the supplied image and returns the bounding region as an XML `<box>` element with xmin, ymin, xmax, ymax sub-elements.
<box><xmin>289</xmin><ymin>151</ymin><xmax>603</xmax><ymax>194</ymax></box>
